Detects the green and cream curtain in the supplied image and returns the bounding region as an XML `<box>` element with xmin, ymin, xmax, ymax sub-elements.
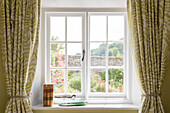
<box><xmin>127</xmin><ymin>0</ymin><xmax>169</xmax><ymax>113</ymax></box>
<box><xmin>0</xmin><ymin>0</ymin><xmax>41</xmax><ymax>112</ymax></box>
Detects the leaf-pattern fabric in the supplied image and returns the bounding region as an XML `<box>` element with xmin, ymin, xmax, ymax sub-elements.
<box><xmin>0</xmin><ymin>0</ymin><xmax>41</xmax><ymax>112</ymax></box>
<box><xmin>127</xmin><ymin>0</ymin><xmax>169</xmax><ymax>113</ymax></box>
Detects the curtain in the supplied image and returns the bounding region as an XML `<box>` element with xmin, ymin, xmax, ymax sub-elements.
<box><xmin>0</xmin><ymin>0</ymin><xmax>41</xmax><ymax>112</ymax></box>
<box><xmin>127</xmin><ymin>0</ymin><xmax>169</xmax><ymax>113</ymax></box>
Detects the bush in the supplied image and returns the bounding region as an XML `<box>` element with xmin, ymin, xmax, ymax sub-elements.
<box><xmin>68</xmin><ymin>74</ymin><xmax>81</xmax><ymax>92</ymax></box>
<box><xmin>94</xmin><ymin>80</ymin><xmax>106</xmax><ymax>92</ymax></box>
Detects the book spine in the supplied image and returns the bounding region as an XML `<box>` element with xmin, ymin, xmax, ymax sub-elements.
<box><xmin>50</xmin><ymin>85</ymin><xmax>53</xmax><ymax>107</ymax></box>
<box><xmin>43</xmin><ymin>85</ymin><xmax>47</xmax><ymax>107</ymax></box>
<box><xmin>47</xmin><ymin>86</ymin><xmax>50</xmax><ymax>106</ymax></box>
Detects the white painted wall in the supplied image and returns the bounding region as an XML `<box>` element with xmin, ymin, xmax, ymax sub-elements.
<box><xmin>42</xmin><ymin>0</ymin><xmax>126</xmax><ymax>8</ymax></box>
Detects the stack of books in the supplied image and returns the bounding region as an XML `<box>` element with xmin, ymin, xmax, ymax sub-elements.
<box><xmin>43</xmin><ymin>83</ymin><xmax>54</xmax><ymax>107</ymax></box>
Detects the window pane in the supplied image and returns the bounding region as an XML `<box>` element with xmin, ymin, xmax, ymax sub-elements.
<box><xmin>51</xmin><ymin>43</ymin><xmax>65</xmax><ymax>67</ymax></box>
<box><xmin>50</xmin><ymin>17</ymin><xmax>65</xmax><ymax>41</ymax></box>
<box><xmin>67</xmin><ymin>17</ymin><xmax>82</xmax><ymax>41</ymax></box>
<box><xmin>108</xmin><ymin>16</ymin><xmax>124</xmax><ymax>41</ymax></box>
<box><xmin>91</xmin><ymin>69</ymin><xmax>106</xmax><ymax>92</ymax></box>
<box><xmin>90</xmin><ymin>16</ymin><xmax>106</xmax><ymax>41</ymax></box>
<box><xmin>68</xmin><ymin>70</ymin><xmax>81</xmax><ymax>93</ymax></box>
<box><xmin>51</xmin><ymin>69</ymin><xmax>65</xmax><ymax>94</ymax></box>
<box><xmin>90</xmin><ymin>43</ymin><xmax>106</xmax><ymax>66</ymax></box>
<box><xmin>68</xmin><ymin>43</ymin><xmax>82</xmax><ymax>67</ymax></box>
<box><xmin>108</xmin><ymin>42</ymin><xmax>123</xmax><ymax>66</ymax></box>
<box><xmin>108</xmin><ymin>69</ymin><xmax>124</xmax><ymax>92</ymax></box>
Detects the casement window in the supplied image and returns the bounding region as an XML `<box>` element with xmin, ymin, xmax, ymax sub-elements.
<box><xmin>46</xmin><ymin>11</ymin><xmax>128</xmax><ymax>103</ymax></box>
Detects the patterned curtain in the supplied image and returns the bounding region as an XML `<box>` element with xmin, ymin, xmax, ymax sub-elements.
<box><xmin>0</xmin><ymin>0</ymin><xmax>41</xmax><ymax>112</ymax></box>
<box><xmin>127</xmin><ymin>0</ymin><xmax>169</xmax><ymax>113</ymax></box>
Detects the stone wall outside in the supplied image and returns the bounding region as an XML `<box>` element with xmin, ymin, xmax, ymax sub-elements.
<box><xmin>68</xmin><ymin>55</ymin><xmax>123</xmax><ymax>67</ymax></box>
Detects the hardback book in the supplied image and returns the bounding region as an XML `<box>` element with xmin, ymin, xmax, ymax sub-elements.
<box><xmin>43</xmin><ymin>83</ymin><xmax>54</xmax><ymax>107</ymax></box>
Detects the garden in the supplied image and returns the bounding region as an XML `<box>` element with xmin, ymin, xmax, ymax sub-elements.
<box><xmin>50</xmin><ymin>36</ymin><xmax>124</xmax><ymax>94</ymax></box>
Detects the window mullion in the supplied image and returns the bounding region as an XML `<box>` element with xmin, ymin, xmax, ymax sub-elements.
<box><xmin>65</xmin><ymin>16</ymin><xmax>68</xmax><ymax>95</ymax></box>
<box><xmin>106</xmin><ymin>15</ymin><xmax>108</xmax><ymax>94</ymax></box>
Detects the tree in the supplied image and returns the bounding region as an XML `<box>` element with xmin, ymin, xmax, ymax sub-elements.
<box><xmin>116</xmin><ymin>51</ymin><xmax>122</xmax><ymax>58</ymax></box>
<box><xmin>91</xmin><ymin>43</ymin><xmax>123</xmax><ymax>57</ymax></box>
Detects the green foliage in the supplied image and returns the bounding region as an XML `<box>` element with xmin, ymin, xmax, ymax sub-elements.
<box><xmin>91</xmin><ymin>44</ymin><xmax>106</xmax><ymax>56</ymax></box>
<box><xmin>91</xmin><ymin>69</ymin><xmax>124</xmax><ymax>92</ymax></box>
<box><xmin>51</xmin><ymin>36</ymin><xmax>124</xmax><ymax>93</ymax></box>
<box><xmin>69</xmin><ymin>74</ymin><xmax>81</xmax><ymax>91</ymax></box>
<box><xmin>91</xmin><ymin>42</ymin><xmax>123</xmax><ymax>57</ymax></box>
<box><xmin>108</xmin><ymin>69</ymin><xmax>123</xmax><ymax>81</ymax></box>
<box><xmin>108</xmin><ymin>69</ymin><xmax>123</xmax><ymax>89</ymax></box>
<box><xmin>94</xmin><ymin>81</ymin><xmax>106</xmax><ymax>92</ymax></box>
<box><xmin>91</xmin><ymin>73</ymin><xmax>102</xmax><ymax>91</ymax></box>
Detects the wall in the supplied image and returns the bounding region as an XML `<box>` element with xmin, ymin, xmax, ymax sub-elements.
<box><xmin>0</xmin><ymin>44</ymin><xmax>170</xmax><ymax>113</ymax></box>
<box><xmin>67</xmin><ymin>55</ymin><xmax>123</xmax><ymax>67</ymax></box>
<box><xmin>0</xmin><ymin>29</ymin><xmax>169</xmax><ymax>113</ymax></box>
<box><xmin>41</xmin><ymin>0</ymin><xmax>126</xmax><ymax>8</ymax></box>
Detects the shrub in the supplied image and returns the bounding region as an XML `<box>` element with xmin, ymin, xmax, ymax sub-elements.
<box><xmin>68</xmin><ymin>74</ymin><xmax>81</xmax><ymax>92</ymax></box>
<box><xmin>94</xmin><ymin>80</ymin><xmax>106</xmax><ymax>92</ymax></box>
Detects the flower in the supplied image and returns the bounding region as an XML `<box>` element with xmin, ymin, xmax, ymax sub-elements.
<box><xmin>55</xmin><ymin>78</ymin><xmax>59</xmax><ymax>82</ymax></box>
<box><xmin>54</xmin><ymin>72</ymin><xmax>58</xmax><ymax>77</ymax></box>
<box><xmin>55</xmin><ymin>53</ymin><xmax>60</xmax><ymax>59</ymax></box>
<box><xmin>61</xmin><ymin>78</ymin><xmax>64</xmax><ymax>81</ymax></box>
<box><xmin>58</xmin><ymin>73</ymin><xmax>61</xmax><ymax>76</ymax></box>
<box><xmin>119</xmin><ymin>87</ymin><xmax>123</xmax><ymax>91</ymax></box>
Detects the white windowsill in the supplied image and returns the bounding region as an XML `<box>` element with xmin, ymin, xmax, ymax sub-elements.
<box><xmin>32</xmin><ymin>104</ymin><xmax>139</xmax><ymax>110</ymax></box>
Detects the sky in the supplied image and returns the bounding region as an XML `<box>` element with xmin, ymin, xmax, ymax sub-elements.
<box><xmin>50</xmin><ymin>15</ymin><xmax>124</xmax><ymax>55</ymax></box>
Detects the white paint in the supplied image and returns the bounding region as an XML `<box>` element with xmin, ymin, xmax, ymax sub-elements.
<box><xmin>32</xmin><ymin>104</ymin><xmax>139</xmax><ymax>110</ymax></box>
<box><xmin>42</xmin><ymin>0</ymin><xmax>126</xmax><ymax>8</ymax></box>
<box><xmin>31</xmin><ymin>8</ymin><xmax>141</xmax><ymax>106</ymax></box>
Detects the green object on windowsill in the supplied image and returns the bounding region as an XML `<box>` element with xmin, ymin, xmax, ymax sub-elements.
<box><xmin>58</xmin><ymin>102</ymin><xmax>87</xmax><ymax>106</ymax></box>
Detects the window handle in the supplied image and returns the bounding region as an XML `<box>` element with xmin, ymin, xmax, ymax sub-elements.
<box><xmin>82</xmin><ymin>50</ymin><xmax>85</xmax><ymax>61</ymax></box>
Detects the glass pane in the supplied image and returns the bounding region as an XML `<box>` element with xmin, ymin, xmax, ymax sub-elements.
<box><xmin>68</xmin><ymin>43</ymin><xmax>82</xmax><ymax>67</ymax></box>
<box><xmin>108</xmin><ymin>69</ymin><xmax>124</xmax><ymax>92</ymax></box>
<box><xmin>108</xmin><ymin>42</ymin><xmax>123</xmax><ymax>66</ymax></box>
<box><xmin>90</xmin><ymin>16</ymin><xmax>106</xmax><ymax>41</ymax></box>
<box><xmin>50</xmin><ymin>17</ymin><xmax>65</xmax><ymax>41</ymax></box>
<box><xmin>68</xmin><ymin>70</ymin><xmax>81</xmax><ymax>93</ymax></box>
<box><xmin>90</xmin><ymin>43</ymin><xmax>106</xmax><ymax>66</ymax></box>
<box><xmin>51</xmin><ymin>69</ymin><xmax>65</xmax><ymax>94</ymax></box>
<box><xmin>67</xmin><ymin>17</ymin><xmax>82</xmax><ymax>41</ymax></box>
<box><xmin>108</xmin><ymin>16</ymin><xmax>124</xmax><ymax>41</ymax></box>
<box><xmin>91</xmin><ymin>69</ymin><xmax>106</xmax><ymax>92</ymax></box>
<box><xmin>51</xmin><ymin>43</ymin><xmax>65</xmax><ymax>67</ymax></box>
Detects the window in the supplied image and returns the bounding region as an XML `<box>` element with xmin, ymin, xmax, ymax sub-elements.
<box><xmin>46</xmin><ymin>11</ymin><xmax>128</xmax><ymax>102</ymax></box>
<box><xmin>89</xmin><ymin>13</ymin><xmax>126</xmax><ymax>97</ymax></box>
<box><xmin>47</xmin><ymin>13</ymin><xmax>85</xmax><ymax>97</ymax></box>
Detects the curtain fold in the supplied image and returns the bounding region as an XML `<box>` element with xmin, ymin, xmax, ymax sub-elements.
<box><xmin>127</xmin><ymin>0</ymin><xmax>169</xmax><ymax>113</ymax></box>
<box><xmin>0</xmin><ymin>0</ymin><xmax>41</xmax><ymax>112</ymax></box>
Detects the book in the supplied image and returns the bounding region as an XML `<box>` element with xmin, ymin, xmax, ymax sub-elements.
<box><xmin>43</xmin><ymin>84</ymin><xmax>54</xmax><ymax>107</ymax></box>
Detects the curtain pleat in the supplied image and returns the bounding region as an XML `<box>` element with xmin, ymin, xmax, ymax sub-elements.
<box><xmin>0</xmin><ymin>0</ymin><xmax>41</xmax><ymax>112</ymax></box>
<box><xmin>127</xmin><ymin>0</ymin><xmax>169</xmax><ymax>113</ymax></box>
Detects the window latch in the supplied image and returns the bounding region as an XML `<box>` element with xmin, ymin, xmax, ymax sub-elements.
<box><xmin>82</xmin><ymin>50</ymin><xmax>85</xmax><ymax>61</ymax></box>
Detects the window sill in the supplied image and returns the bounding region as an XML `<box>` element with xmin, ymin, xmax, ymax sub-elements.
<box><xmin>32</xmin><ymin>104</ymin><xmax>139</xmax><ymax>110</ymax></box>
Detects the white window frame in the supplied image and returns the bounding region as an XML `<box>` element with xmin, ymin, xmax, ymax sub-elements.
<box><xmin>88</xmin><ymin>12</ymin><xmax>127</xmax><ymax>98</ymax></box>
<box><xmin>46</xmin><ymin>12</ymin><xmax>86</xmax><ymax>97</ymax></box>
<box><xmin>43</xmin><ymin>8</ymin><xmax>131</xmax><ymax>104</ymax></box>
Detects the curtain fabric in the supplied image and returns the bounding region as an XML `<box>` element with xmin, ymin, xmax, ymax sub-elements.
<box><xmin>0</xmin><ymin>0</ymin><xmax>41</xmax><ymax>112</ymax></box>
<box><xmin>127</xmin><ymin>0</ymin><xmax>169</xmax><ymax>113</ymax></box>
